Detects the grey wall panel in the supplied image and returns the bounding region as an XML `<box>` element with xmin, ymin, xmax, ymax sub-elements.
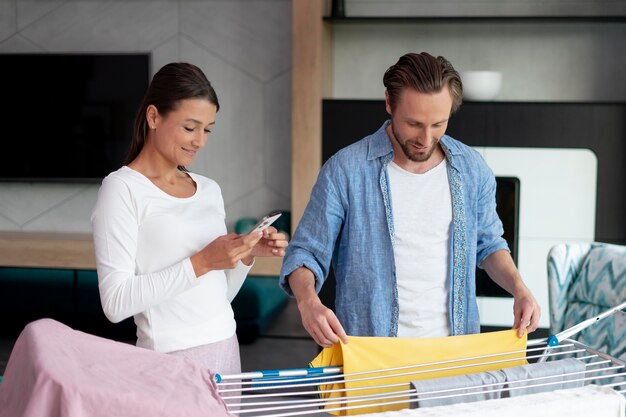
<box><xmin>0</xmin><ymin>0</ymin><xmax>292</xmax><ymax>234</ymax></box>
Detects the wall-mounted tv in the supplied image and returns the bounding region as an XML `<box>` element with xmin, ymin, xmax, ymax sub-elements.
<box><xmin>0</xmin><ymin>53</ymin><xmax>150</xmax><ymax>182</ymax></box>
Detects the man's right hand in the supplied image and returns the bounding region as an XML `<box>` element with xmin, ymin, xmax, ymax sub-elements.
<box><xmin>297</xmin><ymin>296</ymin><xmax>348</xmax><ymax>348</ymax></box>
<box><xmin>288</xmin><ymin>267</ymin><xmax>349</xmax><ymax>348</ymax></box>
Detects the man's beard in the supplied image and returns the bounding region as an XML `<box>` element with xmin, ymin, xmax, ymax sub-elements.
<box><xmin>391</xmin><ymin>124</ymin><xmax>440</xmax><ymax>163</ymax></box>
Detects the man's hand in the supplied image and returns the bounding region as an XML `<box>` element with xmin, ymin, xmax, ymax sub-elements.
<box><xmin>288</xmin><ymin>267</ymin><xmax>349</xmax><ymax>348</ymax></box>
<box><xmin>297</xmin><ymin>296</ymin><xmax>348</xmax><ymax>348</ymax></box>
<box><xmin>481</xmin><ymin>250</ymin><xmax>542</xmax><ymax>337</ymax></box>
<box><xmin>512</xmin><ymin>288</ymin><xmax>541</xmax><ymax>337</ymax></box>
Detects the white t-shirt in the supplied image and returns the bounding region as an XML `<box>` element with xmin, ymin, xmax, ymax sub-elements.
<box><xmin>91</xmin><ymin>166</ymin><xmax>252</xmax><ymax>352</ymax></box>
<box><xmin>387</xmin><ymin>160</ymin><xmax>452</xmax><ymax>338</ymax></box>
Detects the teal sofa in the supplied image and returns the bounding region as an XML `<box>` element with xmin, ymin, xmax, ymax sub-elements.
<box><xmin>0</xmin><ymin>265</ymin><xmax>288</xmax><ymax>345</ymax></box>
<box><xmin>231</xmin><ymin>214</ymin><xmax>290</xmax><ymax>344</ymax></box>
<box><xmin>231</xmin><ymin>275</ymin><xmax>288</xmax><ymax>344</ymax></box>
<box><xmin>0</xmin><ymin>267</ymin><xmax>135</xmax><ymax>340</ymax></box>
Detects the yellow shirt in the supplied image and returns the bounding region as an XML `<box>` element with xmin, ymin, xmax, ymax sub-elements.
<box><xmin>309</xmin><ymin>329</ymin><xmax>528</xmax><ymax>415</ymax></box>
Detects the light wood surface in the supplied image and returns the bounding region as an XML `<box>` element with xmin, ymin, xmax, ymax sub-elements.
<box><xmin>291</xmin><ymin>0</ymin><xmax>330</xmax><ymax>229</ymax></box>
<box><xmin>0</xmin><ymin>232</ymin><xmax>282</xmax><ymax>276</ymax></box>
<box><xmin>0</xmin><ymin>232</ymin><xmax>96</xmax><ymax>270</ymax></box>
<box><xmin>248</xmin><ymin>256</ymin><xmax>283</xmax><ymax>277</ymax></box>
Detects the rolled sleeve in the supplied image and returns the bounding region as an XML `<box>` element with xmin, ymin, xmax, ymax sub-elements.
<box><xmin>279</xmin><ymin>157</ymin><xmax>346</xmax><ymax>296</ymax></box>
<box><xmin>279</xmin><ymin>252</ymin><xmax>326</xmax><ymax>296</ymax></box>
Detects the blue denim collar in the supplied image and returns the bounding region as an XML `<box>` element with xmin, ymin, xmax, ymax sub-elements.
<box><xmin>367</xmin><ymin>120</ymin><xmax>462</xmax><ymax>169</ymax></box>
<box><xmin>366</xmin><ymin>121</ymin><xmax>394</xmax><ymax>161</ymax></box>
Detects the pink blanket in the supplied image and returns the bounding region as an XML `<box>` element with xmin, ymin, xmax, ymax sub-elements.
<box><xmin>0</xmin><ymin>319</ymin><xmax>232</xmax><ymax>417</ymax></box>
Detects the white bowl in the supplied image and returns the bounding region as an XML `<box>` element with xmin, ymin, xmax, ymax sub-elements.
<box><xmin>459</xmin><ymin>70</ymin><xmax>502</xmax><ymax>101</ymax></box>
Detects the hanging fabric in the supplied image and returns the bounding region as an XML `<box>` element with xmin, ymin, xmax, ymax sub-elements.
<box><xmin>309</xmin><ymin>329</ymin><xmax>528</xmax><ymax>415</ymax></box>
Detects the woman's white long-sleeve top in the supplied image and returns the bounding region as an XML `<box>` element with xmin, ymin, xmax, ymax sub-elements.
<box><xmin>91</xmin><ymin>166</ymin><xmax>251</xmax><ymax>353</ymax></box>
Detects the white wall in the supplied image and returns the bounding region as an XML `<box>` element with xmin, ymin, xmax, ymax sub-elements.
<box><xmin>0</xmin><ymin>0</ymin><xmax>292</xmax><ymax>233</ymax></box>
<box><xmin>332</xmin><ymin>21</ymin><xmax>626</xmax><ymax>102</ymax></box>
<box><xmin>474</xmin><ymin>147</ymin><xmax>597</xmax><ymax>328</ymax></box>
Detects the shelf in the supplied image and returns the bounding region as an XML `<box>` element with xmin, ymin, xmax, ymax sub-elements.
<box><xmin>323</xmin><ymin>98</ymin><xmax>626</xmax><ymax>105</ymax></box>
<box><xmin>0</xmin><ymin>232</ymin><xmax>282</xmax><ymax>276</ymax></box>
<box><xmin>0</xmin><ymin>232</ymin><xmax>95</xmax><ymax>270</ymax></box>
<box><xmin>324</xmin><ymin>15</ymin><xmax>626</xmax><ymax>23</ymax></box>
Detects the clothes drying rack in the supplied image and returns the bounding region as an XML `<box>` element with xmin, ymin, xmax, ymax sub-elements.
<box><xmin>216</xmin><ymin>338</ymin><xmax>625</xmax><ymax>416</ymax></box>
<box><xmin>216</xmin><ymin>303</ymin><xmax>626</xmax><ymax>417</ymax></box>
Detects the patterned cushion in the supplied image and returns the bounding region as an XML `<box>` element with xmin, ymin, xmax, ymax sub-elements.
<box><xmin>561</xmin><ymin>244</ymin><xmax>626</xmax><ymax>359</ymax></box>
<box><xmin>547</xmin><ymin>243</ymin><xmax>592</xmax><ymax>336</ymax></box>
<box><xmin>568</xmin><ymin>245</ymin><xmax>626</xmax><ymax>307</ymax></box>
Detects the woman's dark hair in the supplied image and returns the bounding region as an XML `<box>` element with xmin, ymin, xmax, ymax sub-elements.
<box><xmin>125</xmin><ymin>62</ymin><xmax>219</xmax><ymax>167</ymax></box>
<box><xmin>383</xmin><ymin>52</ymin><xmax>463</xmax><ymax>114</ymax></box>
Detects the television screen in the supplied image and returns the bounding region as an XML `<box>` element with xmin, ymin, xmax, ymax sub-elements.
<box><xmin>0</xmin><ymin>53</ymin><xmax>150</xmax><ymax>181</ymax></box>
<box><xmin>475</xmin><ymin>176</ymin><xmax>520</xmax><ymax>297</ymax></box>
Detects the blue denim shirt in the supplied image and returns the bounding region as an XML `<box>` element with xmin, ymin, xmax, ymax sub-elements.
<box><xmin>280</xmin><ymin>121</ymin><xmax>509</xmax><ymax>337</ymax></box>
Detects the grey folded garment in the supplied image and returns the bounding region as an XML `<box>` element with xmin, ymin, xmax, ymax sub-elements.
<box><xmin>409</xmin><ymin>358</ymin><xmax>587</xmax><ymax>408</ymax></box>
<box><xmin>501</xmin><ymin>358</ymin><xmax>586</xmax><ymax>397</ymax></box>
<box><xmin>410</xmin><ymin>370</ymin><xmax>506</xmax><ymax>408</ymax></box>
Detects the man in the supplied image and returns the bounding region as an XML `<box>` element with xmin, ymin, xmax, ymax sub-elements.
<box><xmin>280</xmin><ymin>52</ymin><xmax>540</xmax><ymax>347</ymax></box>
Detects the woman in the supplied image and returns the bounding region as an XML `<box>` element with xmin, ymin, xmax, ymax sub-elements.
<box><xmin>91</xmin><ymin>62</ymin><xmax>288</xmax><ymax>376</ymax></box>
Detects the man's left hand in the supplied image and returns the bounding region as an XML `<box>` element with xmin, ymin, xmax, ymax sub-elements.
<box><xmin>513</xmin><ymin>288</ymin><xmax>541</xmax><ymax>337</ymax></box>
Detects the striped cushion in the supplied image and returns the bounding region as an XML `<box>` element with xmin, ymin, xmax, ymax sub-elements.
<box><xmin>568</xmin><ymin>245</ymin><xmax>626</xmax><ymax>307</ymax></box>
<box><xmin>561</xmin><ymin>244</ymin><xmax>626</xmax><ymax>359</ymax></box>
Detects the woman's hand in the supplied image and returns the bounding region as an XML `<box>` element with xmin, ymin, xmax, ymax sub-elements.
<box><xmin>191</xmin><ymin>232</ymin><xmax>263</xmax><ymax>276</ymax></box>
<box><xmin>250</xmin><ymin>226</ymin><xmax>288</xmax><ymax>258</ymax></box>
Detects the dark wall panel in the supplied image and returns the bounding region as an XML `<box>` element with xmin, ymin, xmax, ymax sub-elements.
<box><xmin>322</xmin><ymin>100</ymin><xmax>626</xmax><ymax>245</ymax></box>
